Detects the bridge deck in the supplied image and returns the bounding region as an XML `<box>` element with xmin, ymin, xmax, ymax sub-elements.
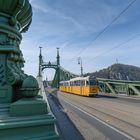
<box><xmin>45</xmin><ymin>88</ymin><xmax>140</xmax><ymax>140</ymax></box>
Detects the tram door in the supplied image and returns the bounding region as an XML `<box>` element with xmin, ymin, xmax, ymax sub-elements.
<box><xmin>80</xmin><ymin>80</ymin><xmax>85</xmax><ymax>95</ymax></box>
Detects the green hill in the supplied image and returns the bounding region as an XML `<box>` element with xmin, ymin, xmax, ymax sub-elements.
<box><xmin>85</xmin><ymin>64</ymin><xmax>140</xmax><ymax>81</ymax></box>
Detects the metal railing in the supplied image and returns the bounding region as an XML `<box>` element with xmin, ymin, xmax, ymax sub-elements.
<box><xmin>97</xmin><ymin>78</ymin><xmax>140</xmax><ymax>96</ymax></box>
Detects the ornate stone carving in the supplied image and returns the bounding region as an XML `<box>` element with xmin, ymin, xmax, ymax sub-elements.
<box><xmin>0</xmin><ymin>0</ymin><xmax>33</xmax><ymax>103</ymax></box>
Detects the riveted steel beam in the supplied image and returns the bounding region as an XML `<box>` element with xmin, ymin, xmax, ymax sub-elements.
<box><xmin>97</xmin><ymin>78</ymin><xmax>140</xmax><ymax>95</ymax></box>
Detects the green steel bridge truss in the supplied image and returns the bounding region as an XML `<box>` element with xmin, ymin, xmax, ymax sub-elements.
<box><xmin>97</xmin><ymin>78</ymin><xmax>140</xmax><ymax>95</ymax></box>
<box><xmin>38</xmin><ymin>48</ymin><xmax>140</xmax><ymax>95</ymax></box>
<box><xmin>38</xmin><ymin>48</ymin><xmax>78</xmax><ymax>88</ymax></box>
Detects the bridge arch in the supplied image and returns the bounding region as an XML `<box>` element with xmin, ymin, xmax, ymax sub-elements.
<box><xmin>38</xmin><ymin>47</ymin><xmax>78</xmax><ymax>88</ymax></box>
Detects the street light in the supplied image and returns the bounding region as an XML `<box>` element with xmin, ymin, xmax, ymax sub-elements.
<box><xmin>78</xmin><ymin>57</ymin><xmax>83</xmax><ymax>76</ymax></box>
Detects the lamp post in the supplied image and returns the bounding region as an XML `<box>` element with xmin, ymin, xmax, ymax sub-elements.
<box><xmin>38</xmin><ymin>46</ymin><xmax>43</xmax><ymax>77</ymax></box>
<box><xmin>78</xmin><ymin>57</ymin><xmax>83</xmax><ymax>76</ymax></box>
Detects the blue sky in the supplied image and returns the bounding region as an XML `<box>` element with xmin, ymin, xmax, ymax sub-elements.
<box><xmin>21</xmin><ymin>0</ymin><xmax>140</xmax><ymax>80</ymax></box>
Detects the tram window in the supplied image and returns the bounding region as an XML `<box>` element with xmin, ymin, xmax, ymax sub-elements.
<box><xmin>67</xmin><ymin>82</ymin><xmax>70</xmax><ymax>86</ymax></box>
<box><xmin>74</xmin><ymin>80</ymin><xmax>80</xmax><ymax>86</ymax></box>
<box><xmin>72</xmin><ymin>82</ymin><xmax>74</xmax><ymax>86</ymax></box>
<box><xmin>78</xmin><ymin>80</ymin><xmax>80</xmax><ymax>86</ymax></box>
<box><xmin>74</xmin><ymin>81</ymin><xmax>77</xmax><ymax>86</ymax></box>
<box><xmin>86</xmin><ymin>81</ymin><xmax>89</xmax><ymax>86</ymax></box>
<box><xmin>89</xmin><ymin>80</ymin><xmax>96</xmax><ymax>85</ymax></box>
<box><xmin>81</xmin><ymin>80</ymin><xmax>85</xmax><ymax>86</ymax></box>
<box><xmin>76</xmin><ymin>80</ymin><xmax>79</xmax><ymax>86</ymax></box>
<box><xmin>64</xmin><ymin>82</ymin><xmax>68</xmax><ymax>86</ymax></box>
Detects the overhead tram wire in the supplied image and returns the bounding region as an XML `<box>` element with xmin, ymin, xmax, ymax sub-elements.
<box><xmin>72</xmin><ymin>0</ymin><xmax>137</xmax><ymax>57</ymax></box>
<box><xmin>61</xmin><ymin>0</ymin><xmax>137</xmax><ymax>73</ymax></box>
<box><xmin>88</xmin><ymin>33</ymin><xmax>140</xmax><ymax>62</ymax></box>
<box><xmin>65</xmin><ymin>33</ymin><xmax>140</xmax><ymax>75</ymax></box>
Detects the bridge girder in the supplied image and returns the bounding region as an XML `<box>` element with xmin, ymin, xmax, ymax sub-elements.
<box><xmin>97</xmin><ymin>78</ymin><xmax>140</xmax><ymax>95</ymax></box>
<box><xmin>46</xmin><ymin>66</ymin><xmax>78</xmax><ymax>88</ymax></box>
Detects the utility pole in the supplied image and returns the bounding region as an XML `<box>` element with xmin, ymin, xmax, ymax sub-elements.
<box><xmin>56</xmin><ymin>48</ymin><xmax>60</xmax><ymax>66</ymax></box>
<box><xmin>116</xmin><ymin>58</ymin><xmax>118</xmax><ymax>64</ymax></box>
<box><xmin>56</xmin><ymin>48</ymin><xmax>60</xmax><ymax>88</ymax></box>
<box><xmin>38</xmin><ymin>46</ymin><xmax>43</xmax><ymax>77</ymax></box>
<box><xmin>78</xmin><ymin>57</ymin><xmax>83</xmax><ymax>76</ymax></box>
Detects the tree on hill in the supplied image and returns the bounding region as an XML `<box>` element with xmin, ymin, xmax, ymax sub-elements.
<box><xmin>85</xmin><ymin>64</ymin><xmax>140</xmax><ymax>81</ymax></box>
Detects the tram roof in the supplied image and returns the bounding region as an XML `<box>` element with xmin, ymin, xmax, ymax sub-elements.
<box><xmin>60</xmin><ymin>76</ymin><xmax>96</xmax><ymax>83</ymax></box>
<box><xmin>69</xmin><ymin>76</ymin><xmax>90</xmax><ymax>81</ymax></box>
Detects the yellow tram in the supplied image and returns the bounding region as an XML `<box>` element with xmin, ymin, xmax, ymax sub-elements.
<box><xmin>59</xmin><ymin>76</ymin><xmax>99</xmax><ymax>96</ymax></box>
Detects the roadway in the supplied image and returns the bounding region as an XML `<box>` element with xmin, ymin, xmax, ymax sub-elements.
<box><xmin>45</xmin><ymin>88</ymin><xmax>140</xmax><ymax>140</ymax></box>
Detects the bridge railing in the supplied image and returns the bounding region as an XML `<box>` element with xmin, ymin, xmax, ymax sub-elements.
<box><xmin>97</xmin><ymin>78</ymin><xmax>140</xmax><ymax>96</ymax></box>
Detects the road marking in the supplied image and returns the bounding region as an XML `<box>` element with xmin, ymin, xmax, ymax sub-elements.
<box><xmin>62</xmin><ymin>98</ymin><xmax>135</xmax><ymax>140</ymax></box>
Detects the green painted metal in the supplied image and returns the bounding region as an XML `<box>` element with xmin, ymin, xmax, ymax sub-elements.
<box><xmin>97</xmin><ymin>78</ymin><xmax>140</xmax><ymax>95</ymax></box>
<box><xmin>10</xmin><ymin>97</ymin><xmax>48</xmax><ymax>116</ymax></box>
<box><xmin>0</xmin><ymin>0</ymin><xmax>32</xmax><ymax>103</ymax></box>
<box><xmin>128</xmin><ymin>84</ymin><xmax>140</xmax><ymax>95</ymax></box>
<box><xmin>39</xmin><ymin>48</ymin><xmax>78</xmax><ymax>88</ymax></box>
<box><xmin>0</xmin><ymin>0</ymin><xmax>59</xmax><ymax>139</ymax></box>
<box><xmin>104</xmin><ymin>82</ymin><xmax>116</xmax><ymax>94</ymax></box>
<box><xmin>39</xmin><ymin>47</ymin><xmax>140</xmax><ymax>96</ymax></box>
<box><xmin>0</xmin><ymin>111</ymin><xmax>59</xmax><ymax>140</ymax></box>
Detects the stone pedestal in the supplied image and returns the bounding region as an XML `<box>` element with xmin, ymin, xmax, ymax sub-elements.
<box><xmin>0</xmin><ymin>97</ymin><xmax>59</xmax><ymax>140</ymax></box>
<box><xmin>0</xmin><ymin>107</ymin><xmax>58</xmax><ymax>140</ymax></box>
<box><xmin>10</xmin><ymin>98</ymin><xmax>48</xmax><ymax>116</ymax></box>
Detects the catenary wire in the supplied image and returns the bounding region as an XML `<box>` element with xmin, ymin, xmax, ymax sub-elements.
<box><xmin>70</xmin><ymin>0</ymin><xmax>137</xmax><ymax>59</ymax></box>
<box><xmin>63</xmin><ymin>0</ymin><xmax>137</xmax><ymax>70</ymax></box>
<box><xmin>88</xmin><ymin>33</ymin><xmax>140</xmax><ymax>61</ymax></box>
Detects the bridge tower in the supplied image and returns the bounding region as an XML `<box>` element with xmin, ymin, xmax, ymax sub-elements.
<box><xmin>39</xmin><ymin>48</ymin><xmax>61</xmax><ymax>88</ymax></box>
<box><xmin>39</xmin><ymin>48</ymin><xmax>78</xmax><ymax>88</ymax></box>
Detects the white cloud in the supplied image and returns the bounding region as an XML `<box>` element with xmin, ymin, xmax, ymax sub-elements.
<box><xmin>20</xmin><ymin>0</ymin><xmax>140</xmax><ymax>80</ymax></box>
<box><xmin>30</xmin><ymin>0</ymin><xmax>85</xmax><ymax>31</ymax></box>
